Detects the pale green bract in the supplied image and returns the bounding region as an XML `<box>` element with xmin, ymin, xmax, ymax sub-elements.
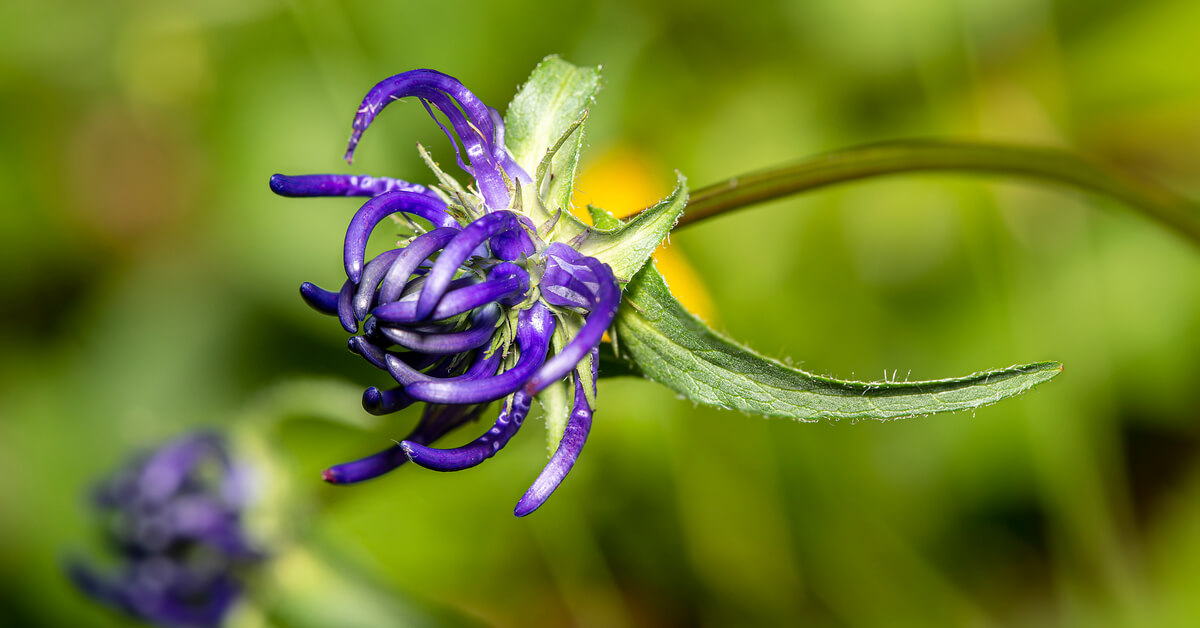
<box><xmin>501</xmin><ymin>55</ymin><xmax>1061</xmax><ymax>424</ymax></box>
<box><xmin>575</xmin><ymin>176</ymin><xmax>688</xmax><ymax>282</ymax></box>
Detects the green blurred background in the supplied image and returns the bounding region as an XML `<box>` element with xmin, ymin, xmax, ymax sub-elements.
<box><xmin>3</xmin><ymin>0</ymin><xmax>1200</xmax><ymax>626</ymax></box>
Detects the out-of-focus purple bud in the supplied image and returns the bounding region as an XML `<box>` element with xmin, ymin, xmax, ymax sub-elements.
<box><xmin>68</xmin><ymin>433</ymin><xmax>261</xmax><ymax>628</ymax></box>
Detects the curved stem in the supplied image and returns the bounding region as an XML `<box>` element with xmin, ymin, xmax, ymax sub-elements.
<box><xmin>660</xmin><ymin>140</ymin><xmax>1200</xmax><ymax>246</ymax></box>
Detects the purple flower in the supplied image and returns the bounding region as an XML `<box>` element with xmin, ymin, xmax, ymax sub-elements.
<box><xmin>272</xmin><ymin>69</ymin><xmax>621</xmax><ymax>515</ymax></box>
<box><xmin>68</xmin><ymin>433</ymin><xmax>261</xmax><ymax>628</ymax></box>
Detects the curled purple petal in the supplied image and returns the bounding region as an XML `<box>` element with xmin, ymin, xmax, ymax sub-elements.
<box><xmin>336</xmin><ymin>278</ymin><xmax>357</xmax><ymax>333</ymax></box>
<box><xmin>487</xmin><ymin>107</ymin><xmax>531</xmax><ymax>183</ymax></box>
<box><xmin>377</xmin><ymin>227</ymin><xmax>460</xmax><ymax>305</ymax></box>
<box><xmin>299</xmin><ymin>282</ymin><xmax>340</xmax><ymax>315</ymax></box>
<box><xmin>415</xmin><ymin>211</ymin><xmax>521</xmax><ymax>320</ymax></box>
<box><xmin>372</xmin><ymin>262</ymin><xmax>529</xmax><ymax>324</ymax></box>
<box><xmin>404</xmin><ymin>303</ymin><xmax>554</xmax><ymax>404</ymax></box>
<box><xmin>460</xmin><ymin>345</ymin><xmax>504</xmax><ymax>379</ymax></box>
<box><xmin>485</xmin><ymin>262</ymin><xmax>533</xmax><ymax>307</ymax></box>
<box><xmin>402</xmin><ymin>391</ymin><xmax>533</xmax><ymax>471</ymax></box>
<box><xmin>269</xmin><ymin>173</ymin><xmax>438</xmax><ymax>201</ymax></box>
<box><xmin>383</xmin><ymin>342</ymin><xmax>500</xmax><ymax>387</ymax></box>
<box><xmin>323</xmin><ymin>403</ymin><xmax>489</xmax><ymax>484</ymax></box>
<box><xmin>419</xmin><ymin>98</ymin><xmax>474</xmax><ymax>175</ymax></box>
<box><xmin>344</xmin><ymin>191</ymin><xmax>457</xmax><ymax>283</ymax></box>
<box><xmin>383</xmin><ymin>353</ymin><xmax>436</xmax><ymax>385</ymax></box>
<box><xmin>514</xmin><ymin>354</ymin><xmax>597</xmax><ymax>517</ymax></box>
<box><xmin>351</xmin><ymin>248</ymin><xmax>404</xmax><ymax>320</ymax></box>
<box><xmin>321</xmin><ymin>444</ymin><xmax>409</xmax><ymax>485</ymax></box>
<box><xmin>374</xmin><ymin>275</ymin><xmax>480</xmax><ymax>324</ymax></box>
<box><xmin>344</xmin><ymin>69</ymin><xmax>517</xmax><ymax>208</ymax></box>
<box><xmin>348</xmin><ymin>335</ymin><xmax>441</xmax><ymax>372</ymax></box>
<box><xmin>375</xmin><ymin>303</ymin><xmax>501</xmax><ymax>355</ymax></box>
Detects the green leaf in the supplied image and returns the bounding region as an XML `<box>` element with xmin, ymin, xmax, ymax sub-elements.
<box><xmin>504</xmin><ymin>55</ymin><xmax>601</xmax><ymax>213</ymax></box>
<box><xmin>576</xmin><ymin>174</ymin><xmax>688</xmax><ymax>282</ymax></box>
<box><xmin>614</xmin><ymin>262</ymin><xmax>1062</xmax><ymax>421</ymax></box>
<box><xmin>664</xmin><ymin>140</ymin><xmax>1200</xmax><ymax>246</ymax></box>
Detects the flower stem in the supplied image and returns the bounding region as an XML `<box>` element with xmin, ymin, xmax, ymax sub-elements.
<box><xmin>666</xmin><ymin>140</ymin><xmax>1200</xmax><ymax>246</ymax></box>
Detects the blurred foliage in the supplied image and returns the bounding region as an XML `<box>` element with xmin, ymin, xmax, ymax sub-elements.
<box><xmin>2</xmin><ymin>0</ymin><xmax>1199</xmax><ymax>626</ymax></box>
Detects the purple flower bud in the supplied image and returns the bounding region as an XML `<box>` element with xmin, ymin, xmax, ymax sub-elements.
<box><xmin>276</xmin><ymin>68</ymin><xmax>630</xmax><ymax>514</ymax></box>
<box><xmin>348</xmin><ymin>335</ymin><xmax>444</xmax><ymax>372</ymax></box>
<box><xmin>539</xmin><ymin>243</ymin><xmax>603</xmax><ymax>309</ymax></box>
<box><xmin>525</xmin><ymin>247</ymin><xmax>621</xmax><ymax>395</ymax></box>
<box><xmin>488</xmin><ymin>214</ymin><xmax>539</xmax><ymax>261</ymax></box>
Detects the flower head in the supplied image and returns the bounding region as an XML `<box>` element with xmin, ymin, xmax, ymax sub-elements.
<box><xmin>68</xmin><ymin>433</ymin><xmax>261</xmax><ymax>628</ymax></box>
<box><xmin>271</xmin><ymin>68</ymin><xmax>622</xmax><ymax>515</ymax></box>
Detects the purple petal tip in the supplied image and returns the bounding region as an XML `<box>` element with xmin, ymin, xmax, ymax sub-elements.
<box><xmin>344</xmin><ymin>131</ymin><xmax>364</xmax><ymax>164</ymax></box>
<box><xmin>513</xmin><ymin>497</ymin><xmax>539</xmax><ymax>517</ymax></box>
<box><xmin>269</xmin><ymin>174</ymin><xmax>287</xmax><ymax>195</ymax></box>
<box><xmin>362</xmin><ymin>387</ymin><xmax>382</xmax><ymax>411</ymax></box>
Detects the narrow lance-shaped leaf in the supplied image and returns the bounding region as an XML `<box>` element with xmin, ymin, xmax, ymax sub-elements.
<box><xmin>614</xmin><ymin>262</ymin><xmax>1062</xmax><ymax>421</ymax></box>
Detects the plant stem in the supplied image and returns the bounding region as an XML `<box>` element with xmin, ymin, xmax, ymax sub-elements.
<box><xmin>659</xmin><ymin>140</ymin><xmax>1200</xmax><ymax>246</ymax></box>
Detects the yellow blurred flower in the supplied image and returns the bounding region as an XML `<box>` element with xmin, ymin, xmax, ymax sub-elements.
<box><xmin>572</xmin><ymin>145</ymin><xmax>716</xmax><ymax>322</ymax></box>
